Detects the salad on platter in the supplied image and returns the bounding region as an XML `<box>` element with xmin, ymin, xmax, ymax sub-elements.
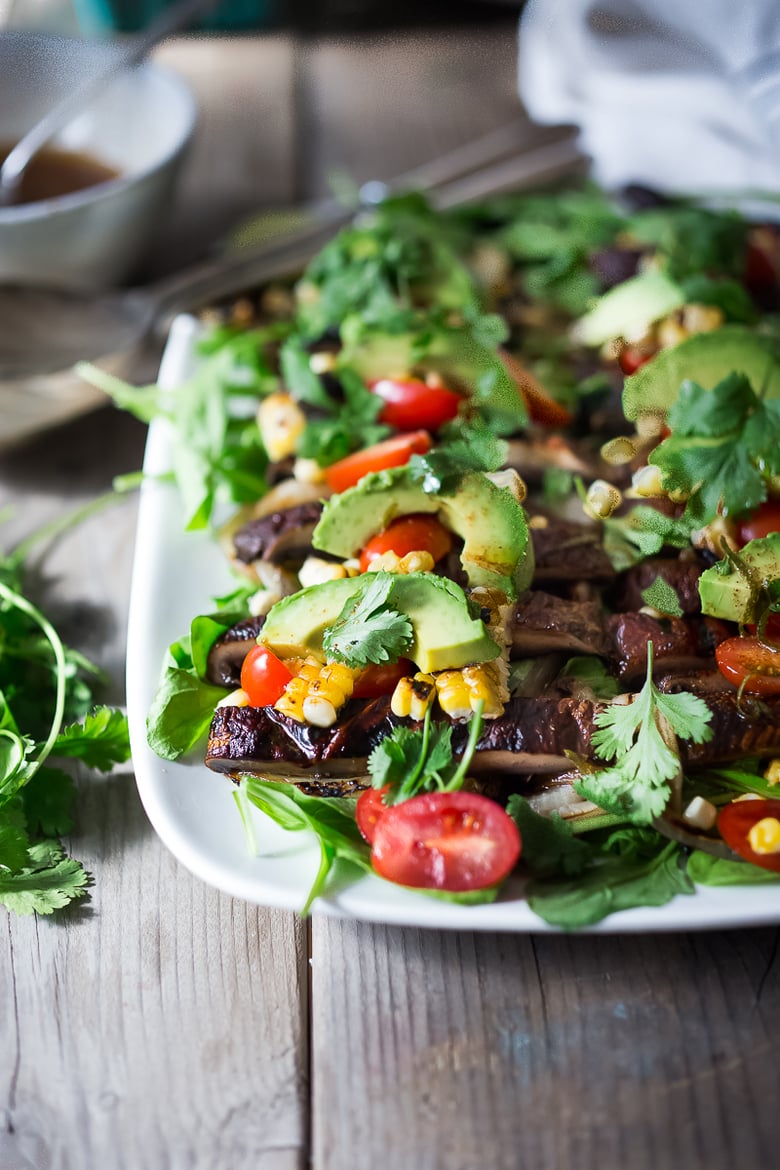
<box><xmin>88</xmin><ymin>184</ymin><xmax>780</xmax><ymax>929</ymax></box>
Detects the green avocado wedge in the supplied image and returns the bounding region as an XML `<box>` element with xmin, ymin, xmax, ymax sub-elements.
<box><xmin>312</xmin><ymin>465</ymin><xmax>533</xmax><ymax>598</ymax></box>
<box><xmin>698</xmin><ymin>533</ymin><xmax>780</xmax><ymax>625</ymax></box>
<box><xmin>260</xmin><ymin>572</ymin><xmax>500</xmax><ymax>674</ymax></box>
<box><xmin>622</xmin><ymin>326</ymin><xmax>780</xmax><ymax>420</ymax></box>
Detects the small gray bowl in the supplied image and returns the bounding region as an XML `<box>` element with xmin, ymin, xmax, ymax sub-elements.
<box><xmin>0</xmin><ymin>32</ymin><xmax>197</xmax><ymax>290</ymax></box>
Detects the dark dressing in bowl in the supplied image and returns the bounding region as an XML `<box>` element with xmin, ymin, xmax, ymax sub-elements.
<box><xmin>0</xmin><ymin>141</ymin><xmax>120</xmax><ymax>204</ymax></box>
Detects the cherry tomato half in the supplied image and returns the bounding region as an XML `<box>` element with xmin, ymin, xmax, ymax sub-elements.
<box><xmin>715</xmin><ymin>636</ymin><xmax>780</xmax><ymax>696</ymax></box>
<box><xmin>499</xmin><ymin>349</ymin><xmax>574</xmax><ymax>428</ymax></box>
<box><xmin>371</xmin><ymin>791</ymin><xmax>522</xmax><ymax>892</ymax></box>
<box><xmin>240</xmin><ymin>644</ymin><xmax>293</xmax><ymax>707</ymax></box>
<box><xmin>324</xmin><ymin>431</ymin><xmax>432</xmax><ymax>494</ymax></box>
<box><xmin>370</xmin><ymin>377</ymin><xmax>462</xmax><ymax>432</ymax></box>
<box><xmin>618</xmin><ymin>345</ymin><xmax>653</xmax><ymax>376</ymax></box>
<box><xmin>359</xmin><ymin>514</ymin><xmax>454</xmax><ymax>573</ymax></box>
<box><xmin>356</xmin><ymin>786</ymin><xmax>390</xmax><ymax>844</ymax></box>
<box><xmin>735</xmin><ymin>499</ymin><xmax>780</xmax><ymax>546</ymax></box>
<box><xmin>353</xmin><ymin>658</ymin><xmax>413</xmax><ymax>699</ymax></box>
<box><xmin>718</xmin><ymin>798</ymin><xmax>780</xmax><ymax>873</ymax></box>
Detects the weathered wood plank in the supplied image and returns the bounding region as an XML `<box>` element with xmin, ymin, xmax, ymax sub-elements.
<box><xmin>310</xmin><ymin>919</ymin><xmax>780</xmax><ymax>1170</ymax></box>
<box><xmin>0</xmin><ymin>410</ymin><xmax>309</xmax><ymax>1170</ymax></box>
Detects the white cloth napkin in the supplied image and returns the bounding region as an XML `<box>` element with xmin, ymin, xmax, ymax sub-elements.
<box><xmin>519</xmin><ymin>0</ymin><xmax>780</xmax><ymax>196</ymax></box>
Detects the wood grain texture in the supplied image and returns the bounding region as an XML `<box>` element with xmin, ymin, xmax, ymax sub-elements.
<box><xmin>0</xmin><ymin>411</ymin><xmax>309</xmax><ymax>1170</ymax></box>
<box><xmin>310</xmin><ymin>919</ymin><xmax>780</xmax><ymax>1170</ymax></box>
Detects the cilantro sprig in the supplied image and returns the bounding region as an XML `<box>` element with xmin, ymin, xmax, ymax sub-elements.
<box><xmin>648</xmin><ymin>373</ymin><xmax>780</xmax><ymax>525</ymax></box>
<box><xmin>408</xmin><ymin>417</ymin><xmax>508</xmax><ymax>494</ymax></box>
<box><xmin>368</xmin><ymin>702</ymin><xmax>484</xmax><ymax>805</ymax></box>
<box><xmin>575</xmin><ymin>645</ymin><xmax>713</xmax><ymax>824</ymax></box>
<box><xmin>322</xmin><ymin>573</ymin><xmax>413</xmax><ymax>668</ymax></box>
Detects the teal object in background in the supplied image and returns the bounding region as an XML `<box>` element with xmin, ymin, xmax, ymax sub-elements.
<box><xmin>73</xmin><ymin>0</ymin><xmax>276</xmax><ymax>33</ymax></box>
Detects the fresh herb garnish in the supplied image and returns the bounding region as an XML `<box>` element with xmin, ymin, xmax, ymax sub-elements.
<box><xmin>574</xmin><ymin>645</ymin><xmax>713</xmax><ymax>824</ymax></box>
<box><xmin>558</xmin><ymin>656</ymin><xmax>620</xmax><ymax>699</ymax></box>
<box><xmin>408</xmin><ymin>417</ymin><xmax>508</xmax><ymax>494</ymax></box>
<box><xmin>297</xmin><ymin>367</ymin><xmax>390</xmax><ymax>467</ymax></box>
<box><xmin>648</xmin><ymin>373</ymin><xmax>780</xmax><ymax>525</ymax></box>
<box><xmin>322</xmin><ymin>573</ymin><xmax>413</xmax><ymax>668</ymax></box>
<box><xmin>367</xmin><ymin>702</ymin><xmax>484</xmax><ymax>805</ymax></box>
<box><xmin>640</xmin><ymin>576</ymin><xmax>684</xmax><ymax>617</ymax></box>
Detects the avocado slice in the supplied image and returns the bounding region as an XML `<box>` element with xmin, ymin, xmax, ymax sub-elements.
<box><xmin>338</xmin><ymin>320</ymin><xmax>528</xmax><ymax>433</ymax></box>
<box><xmin>260</xmin><ymin>572</ymin><xmax>500</xmax><ymax>674</ymax></box>
<box><xmin>572</xmin><ymin>269</ymin><xmax>685</xmax><ymax>348</ymax></box>
<box><xmin>698</xmin><ymin>533</ymin><xmax>780</xmax><ymax>624</ymax></box>
<box><xmin>622</xmin><ymin>326</ymin><xmax>780</xmax><ymax>420</ymax></box>
<box><xmin>312</xmin><ymin>465</ymin><xmax>533</xmax><ymax>598</ymax></box>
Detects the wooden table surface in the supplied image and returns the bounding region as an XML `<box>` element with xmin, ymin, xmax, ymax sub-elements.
<box><xmin>1</xmin><ymin>23</ymin><xmax>778</xmax><ymax>1170</ymax></box>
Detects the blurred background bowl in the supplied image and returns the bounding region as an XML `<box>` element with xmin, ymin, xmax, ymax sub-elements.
<box><xmin>0</xmin><ymin>31</ymin><xmax>197</xmax><ymax>290</ymax></box>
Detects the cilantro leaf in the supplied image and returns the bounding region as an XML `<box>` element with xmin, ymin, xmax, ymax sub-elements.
<box><xmin>22</xmin><ymin>767</ymin><xmax>75</xmax><ymax>837</ymax></box>
<box><xmin>0</xmin><ymin>841</ymin><xmax>90</xmax><ymax>916</ymax></box>
<box><xmin>601</xmin><ymin>506</ymin><xmax>692</xmax><ymax>569</ymax></box>
<box><xmin>322</xmin><ymin>573</ymin><xmax>413</xmax><ymax>667</ymax></box>
<box><xmin>575</xmin><ymin>646</ymin><xmax>713</xmax><ymax>824</ymax></box>
<box><xmin>297</xmin><ymin>367</ymin><xmax>390</xmax><ymax>467</ymax></box>
<box><xmin>640</xmin><ymin>577</ymin><xmax>684</xmax><ymax>617</ymax></box>
<box><xmin>367</xmin><ymin>703</ymin><xmax>482</xmax><ymax>804</ymax></box>
<box><xmin>409</xmin><ymin>418</ymin><xmax>508</xmax><ymax>494</ymax></box>
<box><xmin>558</xmin><ymin>656</ymin><xmax>620</xmax><ymax>699</ymax></box>
<box><xmin>0</xmin><ymin>822</ymin><xmax>31</xmax><ymax>872</ymax></box>
<box><xmin>649</xmin><ymin>374</ymin><xmax>780</xmax><ymax>524</ymax></box>
<box><xmin>52</xmin><ymin>707</ymin><xmax>130</xmax><ymax>771</ymax></box>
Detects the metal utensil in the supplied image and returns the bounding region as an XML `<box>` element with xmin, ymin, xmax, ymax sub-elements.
<box><xmin>0</xmin><ymin>134</ymin><xmax>584</xmax><ymax>382</ymax></box>
<box><xmin>0</xmin><ymin>0</ymin><xmax>221</xmax><ymax>207</ymax></box>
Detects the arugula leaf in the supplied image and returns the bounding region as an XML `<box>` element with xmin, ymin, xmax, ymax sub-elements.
<box><xmin>0</xmin><ymin>841</ymin><xmax>90</xmax><ymax>916</ymax></box>
<box><xmin>526</xmin><ymin>828</ymin><xmax>693</xmax><ymax>929</ymax></box>
<box><xmin>507</xmin><ymin>795</ymin><xmax>589</xmax><ymax>878</ymax></box>
<box><xmin>575</xmin><ymin>645</ymin><xmax>713</xmax><ymax>824</ymax></box>
<box><xmin>147</xmin><ymin>666</ymin><xmax>227</xmax><ymax>761</ymax></box>
<box><xmin>687</xmin><ymin>850</ymin><xmax>780</xmax><ymax>886</ymax></box>
<box><xmin>322</xmin><ymin>573</ymin><xmax>413</xmax><ymax>668</ymax></box>
<box><xmin>640</xmin><ymin>576</ymin><xmax>684</xmax><ymax>617</ymax></box>
<box><xmin>408</xmin><ymin>417</ymin><xmax>508</xmax><ymax>494</ymax></box>
<box><xmin>649</xmin><ymin>374</ymin><xmax>780</xmax><ymax>524</ymax></box>
<box><xmin>279</xmin><ymin>335</ymin><xmax>333</xmax><ymax>409</ymax></box>
<box><xmin>52</xmin><ymin>707</ymin><xmax>131</xmax><ymax>771</ymax></box>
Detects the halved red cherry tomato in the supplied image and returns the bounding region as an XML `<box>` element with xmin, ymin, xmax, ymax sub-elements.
<box><xmin>717</xmin><ymin>798</ymin><xmax>780</xmax><ymax>873</ymax></box>
<box><xmin>359</xmin><ymin>514</ymin><xmax>454</xmax><ymax>573</ymax></box>
<box><xmin>735</xmin><ymin>499</ymin><xmax>780</xmax><ymax>546</ymax></box>
<box><xmin>370</xmin><ymin>377</ymin><xmax>462</xmax><ymax>432</ymax></box>
<box><xmin>715</xmin><ymin>636</ymin><xmax>780</xmax><ymax>696</ymax></box>
<box><xmin>356</xmin><ymin>786</ymin><xmax>390</xmax><ymax>844</ymax></box>
<box><xmin>240</xmin><ymin>644</ymin><xmax>293</xmax><ymax>707</ymax></box>
<box><xmin>324</xmin><ymin>431</ymin><xmax>432</xmax><ymax>493</ymax></box>
<box><xmin>499</xmin><ymin>349</ymin><xmax>574</xmax><ymax>428</ymax></box>
<box><xmin>371</xmin><ymin>791</ymin><xmax>522</xmax><ymax>892</ymax></box>
<box><xmin>353</xmin><ymin>658</ymin><xmax>412</xmax><ymax>699</ymax></box>
<box><xmin>618</xmin><ymin>345</ymin><xmax>653</xmax><ymax>376</ymax></box>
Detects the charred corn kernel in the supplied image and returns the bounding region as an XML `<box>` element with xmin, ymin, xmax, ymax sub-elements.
<box><xmin>638</xmin><ymin>605</ymin><xmax>665</xmax><ymax>620</ymax></box>
<box><xmin>367</xmin><ymin>549</ymin><xmax>435</xmax><ymax>574</ymax></box>
<box><xmin>260</xmin><ymin>284</ymin><xmax>295</xmax><ymax>318</ymax></box>
<box><xmin>657</xmin><ymin>316</ymin><xmax>689</xmax><ymax>349</ymax></box>
<box><xmin>748</xmin><ymin>816</ymin><xmax>780</xmax><ymax>855</ymax></box>
<box><xmin>309</xmin><ymin>350</ymin><xmax>337</xmax><ymax>375</ymax></box>
<box><xmin>682</xmin><ymin>303</ymin><xmax>724</xmax><ymax>334</ymax></box>
<box><xmin>486</xmin><ymin>468</ymin><xmax>527</xmax><ymax>503</ymax></box>
<box><xmin>435</xmin><ymin>665</ymin><xmax>504</xmax><ymax>720</ymax></box>
<box><xmin>216</xmin><ymin>688</ymin><xmax>250</xmax><ymax>708</ymax></box>
<box><xmin>600</xmin><ymin>338</ymin><xmax>624</xmax><ymax>362</ymax></box>
<box><xmin>600</xmin><ymin>436</ymin><xmax>637</xmax><ymax>465</ymax></box>
<box><xmin>636</xmin><ymin>413</ymin><xmax>667</xmax><ymax>439</ymax></box>
<box><xmin>390</xmin><ymin>672</ymin><xmax>436</xmax><ymax>720</ymax></box>
<box><xmin>583</xmin><ymin>479</ymin><xmax>622</xmax><ymax>520</ymax></box>
<box><xmin>298</xmin><ymin>556</ymin><xmax>350</xmax><ymax>589</ymax></box>
<box><xmin>764</xmin><ymin>759</ymin><xmax>780</xmax><ymax>786</ymax></box>
<box><xmin>682</xmin><ymin>796</ymin><xmax>718</xmax><ymax>831</ymax></box>
<box><xmin>230</xmin><ymin>297</ymin><xmax>255</xmax><ymax>326</ymax></box>
<box><xmin>293</xmin><ymin>456</ymin><xmax>327</xmax><ymax>485</ymax></box>
<box><xmin>692</xmin><ymin>516</ymin><xmax>735</xmax><ymax>557</ymax></box>
<box><xmin>257</xmin><ymin>392</ymin><xmax>307</xmax><ymax>462</ymax></box>
<box><xmin>733</xmin><ymin>792</ymin><xmax>763</xmax><ymax>802</ymax></box>
<box><xmin>296</xmin><ymin>280</ymin><xmax>319</xmax><ymax>306</ymax></box>
<box><xmin>631</xmin><ymin>464</ymin><xmax>665</xmax><ymax>498</ymax></box>
<box><xmin>275</xmin><ymin>657</ymin><xmax>356</xmax><ymax>725</ymax></box>
<box><xmin>528</xmin><ymin>515</ymin><xmax>549</xmax><ymax>530</ymax></box>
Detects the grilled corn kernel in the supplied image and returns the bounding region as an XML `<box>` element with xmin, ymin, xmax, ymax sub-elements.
<box><xmin>309</xmin><ymin>350</ymin><xmax>337</xmax><ymax>375</ymax></box>
<box><xmin>657</xmin><ymin>316</ymin><xmax>689</xmax><ymax>350</ymax></box>
<box><xmin>390</xmin><ymin>672</ymin><xmax>436</xmax><ymax>720</ymax></box>
<box><xmin>257</xmin><ymin>392</ymin><xmax>307</xmax><ymax>462</ymax></box>
<box><xmin>635</xmin><ymin>413</ymin><xmax>667</xmax><ymax>439</ymax></box>
<box><xmin>764</xmin><ymin>759</ymin><xmax>780</xmax><ymax>787</ymax></box>
<box><xmin>691</xmin><ymin>516</ymin><xmax>735</xmax><ymax>557</ymax></box>
<box><xmin>435</xmin><ymin>665</ymin><xmax>504</xmax><ymax>721</ymax></box>
<box><xmin>682</xmin><ymin>303</ymin><xmax>724</xmax><ymax>334</ymax></box>
<box><xmin>293</xmin><ymin>456</ymin><xmax>327</xmax><ymax>485</ymax></box>
<box><xmin>486</xmin><ymin>468</ymin><xmax>527</xmax><ymax>504</ymax></box>
<box><xmin>600</xmin><ymin>436</ymin><xmax>637</xmax><ymax>466</ymax></box>
<box><xmin>682</xmin><ymin>796</ymin><xmax>718</xmax><ymax>831</ymax></box>
<box><xmin>216</xmin><ymin>688</ymin><xmax>250</xmax><ymax>708</ymax></box>
<box><xmin>367</xmin><ymin>549</ymin><xmax>435</xmax><ymax>574</ymax></box>
<box><xmin>631</xmin><ymin>464</ymin><xmax>665</xmax><ymax>498</ymax></box>
<box><xmin>276</xmin><ymin>657</ymin><xmax>356</xmax><ymax>726</ymax></box>
<box><xmin>528</xmin><ymin>515</ymin><xmax>549</xmax><ymax>530</ymax></box>
<box><xmin>747</xmin><ymin>817</ymin><xmax>780</xmax><ymax>855</ymax></box>
<box><xmin>583</xmin><ymin>479</ymin><xmax>622</xmax><ymax>520</ymax></box>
